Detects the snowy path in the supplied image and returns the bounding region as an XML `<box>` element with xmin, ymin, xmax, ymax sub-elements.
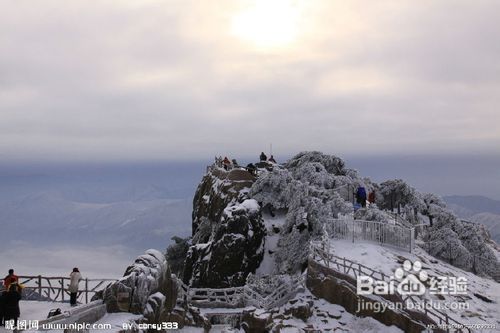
<box><xmin>255</xmin><ymin>213</ymin><xmax>286</xmax><ymax>275</ymax></box>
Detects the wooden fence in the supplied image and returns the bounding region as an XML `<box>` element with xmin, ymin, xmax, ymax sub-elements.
<box><xmin>9</xmin><ymin>275</ymin><xmax>117</xmax><ymax>304</ymax></box>
<box><xmin>309</xmin><ymin>242</ymin><xmax>470</xmax><ymax>332</ymax></box>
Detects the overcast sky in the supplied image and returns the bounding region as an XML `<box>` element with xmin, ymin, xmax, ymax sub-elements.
<box><xmin>1</xmin><ymin>0</ymin><xmax>499</xmax><ymax>161</ymax></box>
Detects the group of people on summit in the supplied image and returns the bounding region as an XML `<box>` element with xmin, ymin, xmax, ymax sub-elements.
<box><xmin>214</xmin><ymin>153</ymin><xmax>373</xmax><ymax>210</ymax></box>
<box><xmin>259</xmin><ymin>152</ymin><xmax>277</xmax><ymax>163</ymax></box>
<box><xmin>0</xmin><ymin>268</ymin><xmax>83</xmax><ymax>327</ymax></box>
<box><xmin>215</xmin><ymin>152</ymin><xmax>278</xmax><ymax>173</ymax></box>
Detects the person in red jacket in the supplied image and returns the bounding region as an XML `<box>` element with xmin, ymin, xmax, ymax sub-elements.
<box><xmin>222</xmin><ymin>157</ymin><xmax>231</xmax><ymax>171</ymax></box>
<box><xmin>368</xmin><ymin>191</ymin><xmax>376</xmax><ymax>204</ymax></box>
<box><xmin>3</xmin><ymin>270</ymin><xmax>18</xmax><ymax>291</ymax></box>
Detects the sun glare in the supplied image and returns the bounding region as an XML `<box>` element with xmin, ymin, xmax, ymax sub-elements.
<box><xmin>231</xmin><ymin>0</ymin><xmax>300</xmax><ymax>49</ymax></box>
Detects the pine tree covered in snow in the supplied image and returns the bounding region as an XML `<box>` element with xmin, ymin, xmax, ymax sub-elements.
<box><xmin>251</xmin><ymin>152</ymin><xmax>354</xmax><ymax>273</ymax></box>
<box><xmin>420</xmin><ymin>194</ymin><xmax>498</xmax><ymax>276</ymax></box>
<box><xmin>378</xmin><ymin>179</ymin><xmax>419</xmax><ymax>213</ymax></box>
<box><xmin>165</xmin><ymin>236</ymin><xmax>190</xmax><ymax>277</ymax></box>
<box><xmin>459</xmin><ymin>223</ymin><xmax>498</xmax><ymax>276</ymax></box>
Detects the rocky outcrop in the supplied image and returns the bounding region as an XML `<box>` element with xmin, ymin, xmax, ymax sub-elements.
<box><xmin>240</xmin><ymin>309</ymin><xmax>272</xmax><ymax>333</ymax></box>
<box><xmin>103</xmin><ymin>249</ymin><xmax>173</xmax><ymax>314</ymax></box>
<box><xmin>185</xmin><ymin>198</ymin><xmax>266</xmax><ymax>287</ymax></box>
<box><xmin>184</xmin><ymin>166</ymin><xmax>266</xmax><ymax>287</ymax></box>
<box><xmin>191</xmin><ymin>167</ymin><xmax>255</xmax><ymax>237</ymax></box>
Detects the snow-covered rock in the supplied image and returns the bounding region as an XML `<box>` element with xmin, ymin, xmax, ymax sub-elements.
<box><xmin>102</xmin><ymin>249</ymin><xmax>174</xmax><ymax>315</ymax></box>
<box><xmin>184</xmin><ymin>167</ymin><xmax>265</xmax><ymax>287</ymax></box>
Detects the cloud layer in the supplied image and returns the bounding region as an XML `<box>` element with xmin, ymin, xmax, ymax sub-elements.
<box><xmin>1</xmin><ymin>0</ymin><xmax>499</xmax><ymax>161</ymax></box>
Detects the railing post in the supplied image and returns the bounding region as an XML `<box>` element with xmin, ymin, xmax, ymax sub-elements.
<box><xmin>85</xmin><ymin>278</ymin><xmax>89</xmax><ymax>304</ymax></box>
<box><xmin>352</xmin><ymin>219</ymin><xmax>355</xmax><ymax>243</ymax></box>
<box><xmin>61</xmin><ymin>278</ymin><xmax>64</xmax><ymax>302</ymax></box>
<box><xmin>38</xmin><ymin>275</ymin><xmax>42</xmax><ymax>297</ymax></box>
<box><xmin>410</xmin><ymin>228</ymin><xmax>415</xmax><ymax>253</ymax></box>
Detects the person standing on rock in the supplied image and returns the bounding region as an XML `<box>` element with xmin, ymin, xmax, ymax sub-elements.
<box><xmin>69</xmin><ymin>268</ymin><xmax>82</xmax><ymax>307</ymax></box>
<box><xmin>260</xmin><ymin>152</ymin><xmax>267</xmax><ymax>161</ymax></box>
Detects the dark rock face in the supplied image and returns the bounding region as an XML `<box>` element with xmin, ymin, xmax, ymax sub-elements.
<box><xmin>184</xmin><ymin>166</ymin><xmax>266</xmax><ymax>288</ymax></box>
<box><xmin>240</xmin><ymin>309</ymin><xmax>272</xmax><ymax>333</ymax></box>
<box><xmin>191</xmin><ymin>168</ymin><xmax>255</xmax><ymax>238</ymax></box>
<box><xmin>185</xmin><ymin>192</ymin><xmax>266</xmax><ymax>287</ymax></box>
<box><xmin>283</xmin><ymin>302</ymin><xmax>313</xmax><ymax>322</ymax></box>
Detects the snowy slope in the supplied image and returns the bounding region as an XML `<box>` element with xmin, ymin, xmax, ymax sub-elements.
<box><xmin>329</xmin><ymin>239</ymin><xmax>500</xmax><ymax>327</ymax></box>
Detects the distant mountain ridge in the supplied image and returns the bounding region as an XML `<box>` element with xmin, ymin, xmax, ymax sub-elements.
<box><xmin>0</xmin><ymin>188</ymin><xmax>193</xmax><ymax>251</ymax></box>
<box><xmin>444</xmin><ymin>195</ymin><xmax>500</xmax><ymax>215</ymax></box>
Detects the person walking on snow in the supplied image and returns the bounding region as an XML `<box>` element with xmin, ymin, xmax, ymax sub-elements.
<box><xmin>69</xmin><ymin>268</ymin><xmax>82</xmax><ymax>307</ymax></box>
<box><xmin>269</xmin><ymin>155</ymin><xmax>277</xmax><ymax>163</ymax></box>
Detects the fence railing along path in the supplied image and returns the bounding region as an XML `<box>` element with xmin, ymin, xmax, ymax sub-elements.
<box><xmin>173</xmin><ymin>275</ymin><xmax>304</xmax><ymax>310</ymax></box>
<box><xmin>10</xmin><ymin>275</ymin><xmax>117</xmax><ymax>304</ymax></box>
<box><xmin>325</xmin><ymin>217</ymin><xmax>415</xmax><ymax>253</ymax></box>
<box><xmin>309</xmin><ymin>242</ymin><xmax>470</xmax><ymax>333</ymax></box>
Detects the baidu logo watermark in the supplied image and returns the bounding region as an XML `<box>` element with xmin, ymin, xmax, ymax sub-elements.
<box><xmin>355</xmin><ymin>259</ymin><xmax>470</xmax><ymax>314</ymax></box>
<box><xmin>357</xmin><ymin>259</ymin><xmax>468</xmax><ymax>297</ymax></box>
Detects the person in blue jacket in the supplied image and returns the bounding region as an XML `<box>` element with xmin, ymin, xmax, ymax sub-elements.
<box><xmin>356</xmin><ymin>186</ymin><xmax>367</xmax><ymax>208</ymax></box>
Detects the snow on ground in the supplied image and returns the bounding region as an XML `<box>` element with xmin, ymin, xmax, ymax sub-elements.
<box><xmin>330</xmin><ymin>239</ymin><xmax>500</xmax><ymax>327</ymax></box>
<box><xmin>17</xmin><ymin>300</ymin><xmax>70</xmax><ymax>321</ymax></box>
<box><xmin>0</xmin><ymin>301</ymin><xmax>71</xmax><ymax>333</ymax></box>
<box><xmin>199</xmin><ymin>307</ymin><xmax>255</xmax><ymax>315</ymax></box>
<box><xmin>178</xmin><ymin>326</ymin><xmax>236</xmax><ymax>332</ymax></box>
<box><xmin>273</xmin><ymin>289</ymin><xmax>402</xmax><ymax>333</ymax></box>
<box><xmin>262</xmin><ymin>212</ymin><xmax>287</xmax><ymax>230</ymax></box>
<box><xmin>256</xmin><ymin>213</ymin><xmax>286</xmax><ymax>275</ymax></box>
<box><xmin>89</xmin><ymin>313</ymin><xmax>143</xmax><ymax>333</ymax></box>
